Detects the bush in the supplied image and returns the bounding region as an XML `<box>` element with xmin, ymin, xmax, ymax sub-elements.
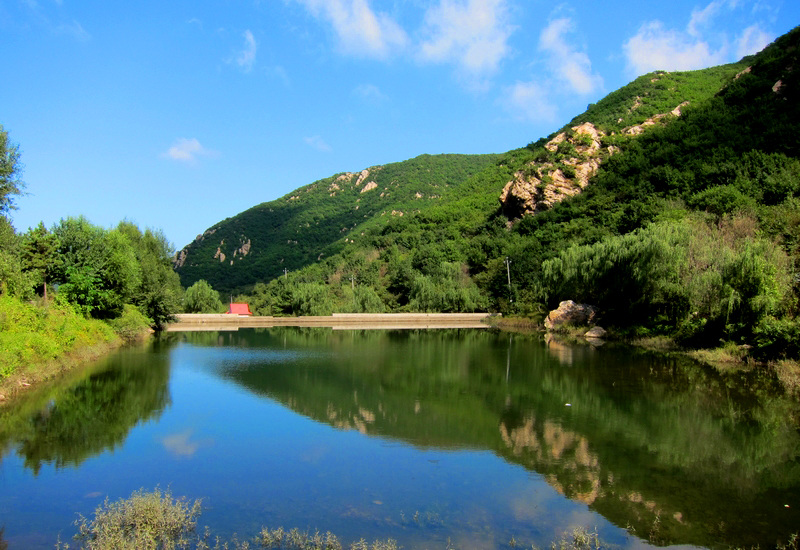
<box><xmin>107</xmin><ymin>304</ymin><xmax>152</xmax><ymax>343</ymax></box>
<box><xmin>753</xmin><ymin>316</ymin><xmax>800</xmax><ymax>358</ymax></box>
<box><xmin>68</xmin><ymin>487</ymin><xmax>202</xmax><ymax>550</ymax></box>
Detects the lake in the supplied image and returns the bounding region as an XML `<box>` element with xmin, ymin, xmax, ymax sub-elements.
<box><xmin>1</xmin><ymin>328</ymin><xmax>799</xmax><ymax>549</ymax></box>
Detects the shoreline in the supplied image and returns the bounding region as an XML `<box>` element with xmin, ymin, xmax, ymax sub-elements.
<box><xmin>4</xmin><ymin>312</ymin><xmax>798</xmax><ymax>405</ymax></box>
<box><xmin>490</xmin><ymin>316</ymin><xmax>800</xmax><ymax>398</ymax></box>
<box><xmin>0</xmin><ymin>331</ymin><xmax>151</xmax><ymax>406</ymax></box>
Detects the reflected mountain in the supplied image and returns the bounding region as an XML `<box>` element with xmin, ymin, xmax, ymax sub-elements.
<box><xmin>0</xmin><ymin>343</ymin><xmax>171</xmax><ymax>475</ymax></box>
<box><xmin>180</xmin><ymin>328</ymin><xmax>800</xmax><ymax>548</ymax></box>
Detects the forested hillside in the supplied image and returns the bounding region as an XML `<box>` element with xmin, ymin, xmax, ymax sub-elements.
<box><xmin>184</xmin><ymin>27</ymin><xmax>799</xmax><ymax>356</ymax></box>
<box><xmin>173</xmin><ymin>154</ymin><xmax>498</xmax><ymax>293</ymax></box>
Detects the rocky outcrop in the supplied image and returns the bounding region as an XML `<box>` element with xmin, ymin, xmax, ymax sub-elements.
<box><xmin>500</xmin><ymin>123</ymin><xmax>611</xmax><ymax>218</ymax></box>
<box><xmin>174</xmin><ymin>248</ymin><xmax>188</xmax><ymax>269</ymax></box>
<box><xmin>584</xmin><ymin>326</ymin><xmax>607</xmax><ymax>339</ymax></box>
<box><xmin>623</xmin><ymin>101</ymin><xmax>689</xmax><ymax>135</ymax></box>
<box><xmin>501</xmin><ymin>104</ymin><xmax>691</xmax><ymax>219</ymax></box>
<box><xmin>544</xmin><ymin>300</ymin><xmax>598</xmax><ymax>330</ymax></box>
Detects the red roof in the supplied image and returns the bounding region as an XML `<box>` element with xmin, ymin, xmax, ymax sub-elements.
<box><xmin>227</xmin><ymin>303</ymin><xmax>252</xmax><ymax>315</ymax></box>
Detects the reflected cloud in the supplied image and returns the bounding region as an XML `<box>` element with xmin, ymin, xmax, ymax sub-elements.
<box><xmin>162</xmin><ymin>429</ymin><xmax>205</xmax><ymax>457</ymax></box>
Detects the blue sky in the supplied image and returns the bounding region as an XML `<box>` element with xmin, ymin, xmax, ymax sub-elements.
<box><xmin>2</xmin><ymin>0</ymin><xmax>797</xmax><ymax>249</ymax></box>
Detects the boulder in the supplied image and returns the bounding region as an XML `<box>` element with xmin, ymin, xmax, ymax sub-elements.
<box><xmin>584</xmin><ymin>326</ymin><xmax>607</xmax><ymax>339</ymax></box>
<box><xmin>544</xmin><ymin>300</ymin><xmax>598</xmax><ymax>330</ymax></box>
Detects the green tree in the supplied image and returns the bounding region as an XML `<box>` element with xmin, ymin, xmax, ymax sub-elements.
<box><xmin>184</xmin><ymin>279</ymin><xmax>223</xmax><ymax>313</ymax></box>
<box><xmin>0</xmin><ymin>124</ymin><xmax>24</xmax><ymax>214</ymax></box>
<box><xmin>117</xmin><ymin>221</ymin><xmax>183</xmax><ymax>328</ymax></box>
<box><xmin>0</xmin><ymin>216</ymin><xmax>32</xmax><ymax>299</ymax></box>
<box><xmin>21</xmin><ymin>222</ymin><xmax>61</xmax><ymax>300</ymax></box>
<box><xmin>53</xmin><ymin>218</ymin><xmax>142</xmax><ymax>318</ymax></box>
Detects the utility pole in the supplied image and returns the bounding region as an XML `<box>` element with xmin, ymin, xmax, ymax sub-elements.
<box><xmin>505</xmin><ymin>256</ymin><xmax>512</xmax><ymax>303</ymax></box>
<box><xmin>284</xmin><ymin>268</ymin><xmax>288</xmax><ymax>279</ymax></box>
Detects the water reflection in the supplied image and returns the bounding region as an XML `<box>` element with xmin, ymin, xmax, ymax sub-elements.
<box><xmin>1</xmin><ymin>329</ymin><xmax>798</xmax><ymax>549</ymax></box>
<box><xmin>0</xmin><ymin>343</ymin><xmax>170</xmax><ymax>474</ymax></box>
<box><xmin>180</xmin><ymin>328</ymin><xmax>800</xmax><ymax>548</ymax></box>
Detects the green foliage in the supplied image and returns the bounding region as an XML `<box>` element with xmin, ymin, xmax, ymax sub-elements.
<box><xmin>0</xmin><ymin>215</ymin><xmax>34</xmax><ymax>299</ymax></box>
<box><xmin>182</xmin><ymin>27</ymin><xmax>800</xmax><ymax>358</ymax></box>
<box><xmin>0</xmin><ymin>124</ymin><xmax>24</xmax><ymax>214</ymax></box>
<box><xmin>175</xmin><ymin>154</ymin><xmax>500</xmax><ymax>294</ymax></box>
<box><xmin>0</xmin><ymin>293</ymin><xmax>117</xmax><ymax>380</ymax></box>
<box><xmin>21</xmin><ymin>221</ymin><xmax>62</xmax><ymax>298</ymax></box>
<box><xmin>107</xmin><ymin>304</ymin><xmax>152</xmax><ymax>343</ymax></box>
<box><xmin>53</xmin><ymin>218</ymin><xmax>142</xmax><ymax>319</ymax></box>
<box><xmin>184</xmin><ymin>279</ymin><xmax>223</xmax><ymax>313</ymax></box>
<box><xmin>117</xmin><ymin>222</ymin><xmax>183</xmax><ymax>328</ymax></box>
<box><xmin>688</xmin><ymin>185</ymin><xmax>755</xmax><ymax>216</ymax></box>
<box><xmin>70</xmin><ymin>487</ymin><xmax>202</xmax><ymax>550</ymax></box>
<box><xmin>753</xmin><ymin>316</ymin><xmax>800</xmax><ymax>358</ymax></box>
<box><xmin>541</xmin><ymin>216</ymin><xmax>792</xmax><ymax>345</ymax></box>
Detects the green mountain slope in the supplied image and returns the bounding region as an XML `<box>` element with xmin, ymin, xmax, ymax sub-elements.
<box><xmin>174</xmin><ymin>153</ymin><xmax>499</xmax><ymax>293</ymax></box>
<box><xmin>178</xmin><ymin>26</ymin><xmax>800</xmax><ymax>356</ymax></box>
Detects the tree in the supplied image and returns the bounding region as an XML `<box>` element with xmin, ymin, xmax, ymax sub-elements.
<box><xmin>0</xmin><ymin>125</ymin><xmax>24</xmax><ymax>214</ymax></box>
<box><xmin>53</xmin><ymin>217</ymin><xmax>141</xmax><ymax>319</ymax></box>
<box><xmin>0</xmin><ymin>216</ymin><xmax>33</xmax><ymax>299</ymax></box>
<box><xmin>117</xmin><ymin>221</ymin><xmax>183</xmax><ymax>328</ymax></box>
<box><xmin>184</xmin><ymin>279</ymin><xmax>223</xmax><ymax>313</ymax></box>
<box><xmin>21</xmin><ymin>222</ymin><xmax>61</xmax><ymax>300</ymax></box>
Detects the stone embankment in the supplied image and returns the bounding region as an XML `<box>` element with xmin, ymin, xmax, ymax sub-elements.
<box><xmin>168</xmin><ymin>313</ymin><xmax>497</xmax><ymax>331</ymax></box>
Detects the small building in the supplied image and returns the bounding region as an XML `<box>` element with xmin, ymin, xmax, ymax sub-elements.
<box><xmin>226</xmin><ymin>303</ymin><xmax>253</xmax><ymax>315</ymax></box>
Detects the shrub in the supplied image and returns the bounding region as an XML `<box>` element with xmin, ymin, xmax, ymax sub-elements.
<box><xmin>107</xmin><ymin>304</ymin><xmax>152</xmax><ymax>343</ymax></box>
<box><xmin>69</xmin><ymin>487</ymin><xmax>202</xmax><ymax>550</ymax></box>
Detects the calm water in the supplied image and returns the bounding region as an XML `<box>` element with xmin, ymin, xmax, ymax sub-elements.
<box><xmin>1</xmin><ymin>328</ymin><xmax>799</xmax><ymax>549</ymax></box>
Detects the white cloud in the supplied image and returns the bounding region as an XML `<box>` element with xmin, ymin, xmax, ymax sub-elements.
<box><xmin>294</xmin><ymin>0</ymin><xmax>408</xmax><ymax>59</ymax></box>
<box><xmin>418</xmin><ymin>0</ymin><xmax>513</xmax><ymax>75</ymax></box>
<box><xmin>736</xmin><ymin>24</ymin><xmax>772</xmax><ymax>57</ymax></box>
<box><xmin>538</xmin><ymin>18</ymin><xmax>602</xmax><ymax>95</ymax></box>
<box><xmin>688</xmin><ymin>0</ymin><xmax>726</xmax><ymax>37</ymax></box>
<box><xmin>500</xmin><ymin>81</ymin><xmax>558</xmax><ymax>124</ymax></box>
<box><xmin>162</xmin><ymin>430</ymin><xmax>200</xmax><ymax>457</ymax></box>
<box><xmin>623</xmin><ymin>21</ymin><xmax>728</xmax><ymax>76</ymax></box>
<box><xmin>622</xmin><ymin>0</ymin><xmax>776</xmax><ymax>76</ymax></box>
<box><xmin>237</xmin><ymin>30</ymin><xmax>257</xmax><ymax>72</ymax></box>
<box><xmin>163</xmin><ymin>138</ymin><xmax>219</xmax><ymax>163</ymax></box>
<box><xmin>354</xmin><ymin>83</ymin><xmax>386</xmax><ymax>101</ymax></box>
<box><xmin>304</xmin><ymin>135</ymin><xmax>332</xmax><ymax>152</ymax></box>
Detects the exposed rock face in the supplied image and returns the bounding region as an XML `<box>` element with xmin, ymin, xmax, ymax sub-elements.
<box><xmin>500</xmin><ymin>122</ymin><xmax>610</xmax><ymax>217</ymax></box>
<box><xmin>501</xmin><ymin>103</ymin><xmax>691</xmax><ymax>219</ymax></box>
<box><xmin>623</xmin><ymin>101</ymin><xmax>688</xmax><ymax>135</ymax></box>
<box><xmin>336</xmin><ymin>172</ymin><xmax>354</xmax><ymax>182</ymax></box>
<box><xmin>355</xmin><ymin>169</ymin><xmax>370</xmax><ymax>187</ymax></box>
<box><xmin>544</xmin><ymin>300</ymin><xmax>598</xmax><ymax>330</ymax></box>
<box><xmin>235</xmin><ymin>239</ymin><xmax>251</xmax><ymax>257</ymax></box>
<box><xmin>361</xmin><ymin>181</ymin><xmax>378</xmax><ymax>193</ymax></box>
<box><xmin>174</xmin><ymin>248</ymin><xmax>188</xmax><ymax>268</ymax></box>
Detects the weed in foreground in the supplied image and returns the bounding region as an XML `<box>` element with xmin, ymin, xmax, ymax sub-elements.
<box><xmin>550</xmin><ymin>527</ymin><xmax>605</xmax><ymax>550</ymax></box>
<box><xmin>58</xmin><ymin>486</ymin><xmax>202</xmax><ymax>550</ymax></box>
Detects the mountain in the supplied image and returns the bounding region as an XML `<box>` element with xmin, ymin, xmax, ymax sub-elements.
<box><xmin>174</xmin><ymin>153</ymin><xmax>499</xmax><ymax>294</ymax></box>
<box><xmin>175</xmin><ymin>26</ymin><xmax>800</xmax><ymax>354</ymax></box>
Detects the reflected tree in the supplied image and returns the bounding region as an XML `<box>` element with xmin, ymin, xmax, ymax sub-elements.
<box><xmin>11</xmin><ymin>352</ymin><xmax>171</xmax><ymax>475</ymax></box>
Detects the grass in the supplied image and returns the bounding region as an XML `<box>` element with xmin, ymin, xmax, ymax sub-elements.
<box><xmin>0</xmin><ymin>294</ymin><xmax>152</xmax><ymax>402</ymax></box>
